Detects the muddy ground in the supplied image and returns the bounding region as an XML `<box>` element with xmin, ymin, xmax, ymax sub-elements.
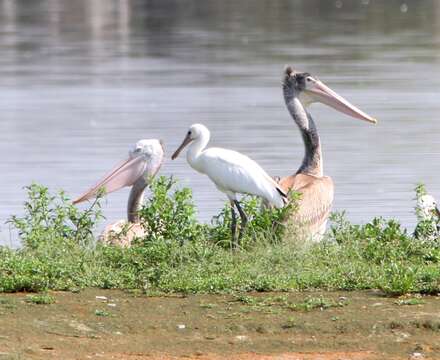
<box><xmin>0</xmin><ymin>289</ymin><xmax>439</xmax><ymax>360</ymax></box>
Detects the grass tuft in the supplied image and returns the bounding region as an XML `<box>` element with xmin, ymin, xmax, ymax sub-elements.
<box><xmin>94</xmin><ymin>309</ymin><xmax>110</xmax><ymax>317</ymax></box>
<box><xmin>25</xmin><ymin>293</ymin><xmax>55</xmax><ymax>305</ymax></box>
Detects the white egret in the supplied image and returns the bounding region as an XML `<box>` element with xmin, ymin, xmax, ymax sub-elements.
<box><xmin>171</xmin><ymin>123</ymin><xmax>287</xmax><ymax>247</ymax></box>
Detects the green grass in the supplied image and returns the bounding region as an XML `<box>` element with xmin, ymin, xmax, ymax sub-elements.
<box><xmin>94</xmin><ymin>309</ymin><xmax>110</xmax><ymax>317</ymax></box>
<box><xmin>395</xmin><ymin>298</ymin><xmax>425</xmax><ymax>306</ymax></box>
<box><xmin>0</xmin><ymin>179</ymin><xmax>438</xmax><ymax>297</ymax></box>
<box><xmin>233</xmin><ymin>294</ymin><xmax>347</xmax><ymax>312</ymax></box>
<box><xmin>25</xmin><ymin>293</ymin><xmax>55</xmax><ymax>305</ymax></box>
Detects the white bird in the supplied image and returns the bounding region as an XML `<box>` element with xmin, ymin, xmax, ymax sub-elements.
<box><xmin>416</xmin><ymin>194</ymin><xmax>440</xmax><ymax>221</ymax></box>
<box><xmin>414</xmin><ymin>194</ymin><xmax>440</xmax><ymax>241</ymax></box>
<box><xmin>171</xmin><ymin>123</ymin><xmax>287</xmax><ymax>247</ymax></box>
<box><xmin>73</xmin><ymin>139</ymin><xmax>164</xmax><ymax>246</ymax></box>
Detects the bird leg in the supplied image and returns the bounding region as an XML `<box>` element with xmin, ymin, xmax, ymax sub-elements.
<box><xmin>234</xmin><ymin>200</ymin><xmax>248</xmax><ymax>244</ymax></box>
<box><xmin>230</xmin><ymin>201</ymin><xmax>237</xmax><ymax>250</ymax></box>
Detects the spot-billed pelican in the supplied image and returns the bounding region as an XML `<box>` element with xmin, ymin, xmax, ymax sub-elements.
<box><xmin>414</xmin><ymin>194</ymin><xmax>440</xmax><ymax>240</ymax></box>
<box><xmin>73</xmin><ymin>139</ymin><xmax>164</xmax><ymax>246</ymax></box>
<box><xmin>171</xmin><ymin>123</ymin><xmax>287</xmax><ymax>247</ymax></box>
<box><xmin>279</xmin><ymin>67</ymin><xmax>376</xmax><ymax>239</ymax></box>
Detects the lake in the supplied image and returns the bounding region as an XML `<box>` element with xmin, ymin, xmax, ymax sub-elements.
<box><xmin>1</xmin><ymin>0</ymin><xmax>439</xmax><ymax>245</ymax></box>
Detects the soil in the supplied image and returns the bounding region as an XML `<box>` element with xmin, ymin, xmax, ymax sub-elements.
<box><xmin>0</xmin><ymin>289</ymin><xmax>439</xmax><ymax>360</ymax></box>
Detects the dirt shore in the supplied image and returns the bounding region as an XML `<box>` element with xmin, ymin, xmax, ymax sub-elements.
<box><xmin>0</xmin><ymin>289</ymin><xmax>439</xmax><ymax>360</ymax></box>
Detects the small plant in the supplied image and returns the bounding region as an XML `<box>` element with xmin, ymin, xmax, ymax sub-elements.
<box><xmin>281</xmin><ymin>317</ymin><xmax>297</xmax><ymax>329</ymax></box>
<box><xmin>199</xmin><ymin>302</ymin><xmax>216</xmax><ymax>309</ymax></box>
<box><xmin>137</xmin><ymin>176</ymin><xmax>205</xmax><ymax>245</ymax></box>
<box><xmin>25</xmin><ymin>293</ymin><xmax>55</xmax><ymax>305</ymax></box>
<box><xmin>209</xmin><ymin>191</ymin><xmax>299</xmax><ymax>248</ymax></box>
<box><xmin>395</xmin><ymin>298</ymin><xmax>424</xmax><ymax>306</ymax></box>
<box><xmin>288</xmin><ymin>296</ymin><xmax>345</xmax><ymax>312</ymax></box>
<box><xmin>95</xmin><ymin>309</ymin><xmax>110</xmax><ymax>317</ymax></box>
<box><xmin>8</xmin><ymin>183</ymin><xmax>104</xmax><ymax>249</ymax></box>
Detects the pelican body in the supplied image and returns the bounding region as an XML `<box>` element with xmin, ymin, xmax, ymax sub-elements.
<box><xmin>73</xmin><ymin>139</ymin><xmax>164</xmax><ymax>246</ymax></box>
<box><xmin>279</xmin><ymin>67</ymin><xmax>376</xmax><ymax>239</ymax></box>
<box><xmin>171</xmin><ymin>124</ymin><xmax>287</xmax><ymax>247</ymax></box>
<box><xmin>414</xmin><ymin>194</ymin><xmax>440</xmax><ymax>240</ymax></box>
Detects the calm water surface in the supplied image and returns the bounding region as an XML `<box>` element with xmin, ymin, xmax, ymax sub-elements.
<box><xmin>1</xmin><ymin>0</ymin><xmax>440</xmax><ymax>245</ymax></box>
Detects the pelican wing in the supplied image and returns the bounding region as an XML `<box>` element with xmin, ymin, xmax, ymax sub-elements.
<box><xmin>279</xmin><ymin>173</ymin><xmax>334</xmax><ymax>232</ymax></box>
<box><xmin>200</xmin><ymin>148</ymin><xmax>286</xmax><ymax>207</ymax></box>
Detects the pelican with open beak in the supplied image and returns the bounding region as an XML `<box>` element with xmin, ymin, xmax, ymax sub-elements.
<box><xmin>74</xmin><ymin>139</ymin><xmax>164</xmax><ymax>246</ymax></box>
<box><xmin>278</xmin><ymin>66</ymin><xmax>376</xmax><ymax>240</ymax></box>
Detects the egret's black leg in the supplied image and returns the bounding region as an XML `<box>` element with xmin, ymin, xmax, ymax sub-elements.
<box><xmin>234</xmin><ymin>200</ymin><xmax>248</xmax><ymax>244</ymax></box>
<box><xmin>230</xmin><ymin>200</ymin><xmax>237</xmax><ymax>250</ymax></box>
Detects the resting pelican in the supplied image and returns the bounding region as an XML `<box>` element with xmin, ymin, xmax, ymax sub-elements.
<box><xmin>73</xmin><ymin>139</ymin><xmax>164</xmax><ymax>246</ymax></box>
<box><xmin>279</xmin><ymin>67</ymin><xmax>376</xmax><ymax>239</ymax></box>
<box><xmin>171</xmin><ymin>123</ymin><xmax>287</xmax><ymax>247</ymax></box>
<box><xmin>414</xmin><ymin>194</ymin><xmax>440</xmax><ymax>240</ymax></box>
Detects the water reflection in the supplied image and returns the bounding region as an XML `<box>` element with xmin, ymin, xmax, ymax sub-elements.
<box><xmin>1</xmin><ymin>0</ymin><xmax>440</xmax><ymax>245</ymax></box>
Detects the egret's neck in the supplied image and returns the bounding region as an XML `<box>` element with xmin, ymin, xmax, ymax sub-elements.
<box><xmin>186</xmin><ymin>133</ymin><xmax>210</xmax><ymax>171</ymax></box>
<box><xmin>283</xmin><ymin>87</ymin><xmax>323</xmax><ymax>177</ymax></box>
<box><xmin>127</xmin><ymin>177</ymin><xmax>148</xmax><ymax>223</ymax></box>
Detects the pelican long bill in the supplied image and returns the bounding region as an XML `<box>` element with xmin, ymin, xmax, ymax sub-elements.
<box><xmin>73</xmin><ymin>155</ymin><xmax>147</xmax><ymax>204</ymax></box>
<box><xmin>305</xmin><ymin>80</ymin><xmax>377</xmax><ymax>124</ymax></box>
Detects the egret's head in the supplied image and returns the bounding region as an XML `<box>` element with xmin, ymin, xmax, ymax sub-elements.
<box><xmin>171</xmin><ymin>123</ymin><xmax>210</xmax><ymax>160</ymax></box>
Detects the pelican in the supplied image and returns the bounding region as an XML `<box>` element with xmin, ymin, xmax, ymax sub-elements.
<box><xmin>279</xmin><ymin>66</ymin><xmax>376</xmax><ymax>239</ymax></box>
<box><xmin>73</xmin><ymin>139</ymin><xmax>164</xmax><ymax>246</ymax></box>
<box><xmin>171</xmin><ymin>123</ymin><xmax>288</xmax><ymax>247</ymax></box>
<box><xmin>414</xmin><ymin>194</ymin><xmax>440</xmax><ymax>240</ymax></box>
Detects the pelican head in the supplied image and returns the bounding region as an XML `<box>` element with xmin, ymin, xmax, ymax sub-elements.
<box><xmin>283</xmin><ymin>66</ymin><xmax>377</xmax><ymax>124</ymax></box>
<box><xmin>417</xmin><ymin>194</ymin><xmax>440</xmax><ymax>220</ymax></box>
<box><xmin>171</xmin><ymin>123</ymin><xmax>209</xmax><ymax>160</ymax></box>
<box><xmin>130</xmin><ymin>139</ymin><xmax>164</xmax><ymax>179</ymax></box>
<box><xmin>73</xmin><ymin>139</ymin><xmax>164</xmax><ymax>204</ymax></box>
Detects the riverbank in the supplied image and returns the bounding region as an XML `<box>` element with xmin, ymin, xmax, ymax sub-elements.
<box><xmin>1</xmin><ymin>289</ymin><xmax>439</xmax><ymax>359</ymax></box>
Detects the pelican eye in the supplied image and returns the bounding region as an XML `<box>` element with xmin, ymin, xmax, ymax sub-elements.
<box><xmin>188</xmin><ymin>131</ymin><xmax>192</xmax><ymax>135</ymax></box>
<box><xmin>306</xmin><ymin>77</ymin><xmax>312</xmax><ymax>82</ymax></box>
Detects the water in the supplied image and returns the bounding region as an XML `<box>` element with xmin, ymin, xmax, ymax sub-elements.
<box><xmin>1</xmin><ymin>0</ymin><xmax>440</xmax><ymax>246</ymax></box>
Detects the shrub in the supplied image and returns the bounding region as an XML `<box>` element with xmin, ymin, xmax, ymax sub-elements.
<box><xmin>136</xmin><ymin>176</ymin><xmax>206</xmax><ymax>245</ymax></box>
<box><xmin>8</xmin><ymin>183</ymin><xmax>103</xmax><ymax>249</ymax></box>
<box><xmin>209</xmin><ymin>192</ymin><xmax>299</xmax><ymax>249</ymax></box>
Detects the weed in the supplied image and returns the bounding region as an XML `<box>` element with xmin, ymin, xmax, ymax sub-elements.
<box><xmin>209</xmin><ymin>192</ymin><xmax>300</xmax><ymax>249</ymax></box>
<box><xmin>288</xmin><ymin>296</ymin><xmax>345</xmax><ymax>312</ymax></box>
<box><xmin>281</xmin><ymin>317</ymin><xmax>297</xmax><ymax>329</ymax></box>
<box><xmin>137</xmin><ymin>176</ymin><xmax>205</xmax><ymax>246</ymax></box>
<box><xmin>200</xmin><ymin>303</ymin><xmax>216</xmax><ymax>309</ymax></box>
<box><xmin>411</xmin><ymin>319</ymin><xmax>440</xmax><ymax>331</ymax></box>
<box><xmin>8</xmin><ymin>183</ymin><xmax>103</xmax><ymax>249</ymax></box>
<box><xmin>389</xmin><ymin>320</ymin><xmax>404</xmax><ymax>329</ymax></box>
<box><xmin>395</xmin><ymin>298</ymin><xmax>425</xmax><ymax>306</ymax></box>
<box><xmin>95</xmin><ymin>309</ymin><xmax>110</xmax><ymax>317</ymax></box>
<box><xmin>25</xmin><ymin>293</ymin><xmax>55</xmax><ymax>305</ymax></box>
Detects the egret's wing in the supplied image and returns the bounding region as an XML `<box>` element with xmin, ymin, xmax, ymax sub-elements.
<box><xmin>201</xmin><ymin>148</ymin><xmax>285</xmax><ymax>205</ymax></box>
